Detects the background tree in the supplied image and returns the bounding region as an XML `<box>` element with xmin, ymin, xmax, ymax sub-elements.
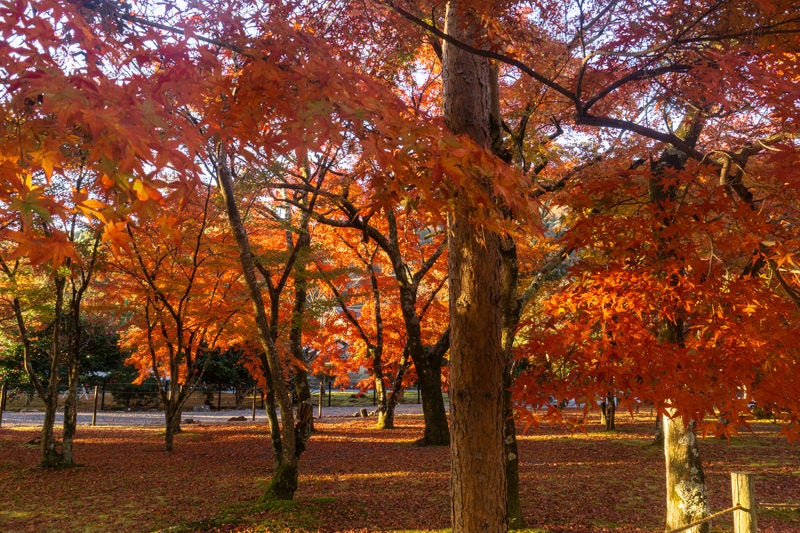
<box><xmin>314</xmin><ymin>196</ymin><xmax>451</xmax><ymax>443</ymax></box>
<box><xmin>112</xmin><ymin>180</ymin><xmax>244</xmax><ymax>451</ymax></box>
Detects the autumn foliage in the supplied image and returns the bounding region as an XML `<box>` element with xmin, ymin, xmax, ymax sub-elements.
<box><xmin>1</xmin><ymin>0</ymin><xmax>800</xmax><ymax>529</ymax></box>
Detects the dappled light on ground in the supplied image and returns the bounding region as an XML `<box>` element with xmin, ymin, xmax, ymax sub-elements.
<box><xmin>0</xmin><ymin>413</ymin><xmax>798</xmax><ymax>532</ymax></box>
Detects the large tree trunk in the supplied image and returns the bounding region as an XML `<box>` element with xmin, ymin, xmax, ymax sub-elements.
<box><xmin>664</xmin><ymin>413</ymin><xmax>709</xmax><ymax>533</ymax></box>
<box><xmin>443</xmin><ymin>3</ymin><xmax>507</xmax><ymax>531</ymax></box>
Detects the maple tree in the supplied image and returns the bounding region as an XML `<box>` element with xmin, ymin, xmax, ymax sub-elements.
<box><xmin>312</xmin><ymin>203</ymin><xmax>449</xmax><ymax>430</ymax></box>
<box><xmin>3</xmin><ymin>0</ymin><xmax>799</xmax><ymax>531</ymax></box>
<box><xmin>110</xmin><ymin>179</ymin><xmax>245</xmax><ymax>451</ymax></box>
<box><xmin>222</xmin><ymin>146</ymin><xmax>331</xmax><ymax>470</ymax></box>
<box><xmin>1</xmin><ymin>0</ymin><xmax>199</xmax><ymax>465</ymax></box>
<box><xmin>312</xmin><ymin>191</ymin><xmax>451</xmax><ymax>442</ymax></box>
<box><xmin>384</xmin><ymin>1</ymin><xmax>800</xmax><ymax>531</ymax></box>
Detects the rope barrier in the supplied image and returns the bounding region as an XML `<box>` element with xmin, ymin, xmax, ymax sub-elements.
<box><xmin>665</xmin><ymin>504</ymin><xmax>742</xmax><ymax>533</ymax></box>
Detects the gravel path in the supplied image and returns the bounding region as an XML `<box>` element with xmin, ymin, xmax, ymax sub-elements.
<box><xmin>0</xmin><ymin>403</ymin><xmax>428</xmax><ymax>428</ymax></box>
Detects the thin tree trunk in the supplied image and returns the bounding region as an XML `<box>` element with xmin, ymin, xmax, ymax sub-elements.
<box><xmin>215</xmin><ymin>146</ymin><xmax>298</xmax><ymax>500</ymax></box>
<box><xmin>381</xmin><ymin>351</ymin><xmax>411</xmax><ymax>429</ymax></box>
<box><xmin>499</xmin><ymin>224</ymin><xmax>524</xmax><ymax>528</ymax></box>
<box><xmin>604</xmin><ymin>393</ymin><xmax>616</xmax><ymax>431</ymax></box>
<box><xmin>41</xmin><ymin>275</ymin><xmax>67</xmax><ymax>467</ymax></box>
<box><xmin>261</xmin><ymin>359</ymin><xmax>284</xmax><ymax>467</ymax></box>
<box><xmin>503</xmin><ymin>377</ymin><xmax>524</xmax><ymax>529</ymax></box>
<box><xmin>372</xmin><ymin>346</ymin><xmax>389</xmax><ymax>429</ymax></box>
<box><xmin>61</xmin><ymin>350</ymin><xmax>80</xmax><ymax>464</ymax></box>
<box><xmin>443</xmin><ymin>3</ymin><xmax>507</xmax><ymax>530</ymax></box>
<box><xmin>289</xmin><ymin>218</ymin><xmax>314</xmax><ymax>437</ymax></box>
<box><xmin>62</xmin><ymin>296</ymin><xmax>85</xmax><ymax>465</ymax></box>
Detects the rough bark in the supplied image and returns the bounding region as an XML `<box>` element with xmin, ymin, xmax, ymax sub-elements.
<box><xmin>664</xmin><ymin>413</ymin><xmax>709</xmax><ymax>533</ymax></box>
<box><xmin>443</xmin><ymin>3</ymin><xmax>507</xmax><ymax>531</ymax></box>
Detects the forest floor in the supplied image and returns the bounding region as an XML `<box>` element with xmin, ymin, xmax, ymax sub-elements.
<box><xmin>0</xmin><ymin>411</ymin><xmax>798</xmax><ymax>532</ymax></box>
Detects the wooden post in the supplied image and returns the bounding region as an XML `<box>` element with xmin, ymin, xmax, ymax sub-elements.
<box><xmin>318</xmin><ymin>378</ymin><xmax>324</xmax><ymax>418</ymax></box>
<box><xmin>0</xmin><ymin>381</ymin><xmax>6</xmax><ymax>428</ymax></box>
<box><xmin>251</xmin><ymin>387</ymin><xmax>257</xmax><ymax>421</ymax></box>
<box><xmin>731</xmin><ymin>472</ymin><xmax>757</xmax><ymax>533</ymax></box>
<box><xmin>92</xmin><ymin>385</ymin><xmax>99</xmax><ymax>426</ymax></box>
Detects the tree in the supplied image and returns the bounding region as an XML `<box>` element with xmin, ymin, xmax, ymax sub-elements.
<box><xmin>389</xmin><ymin>2</ymin><xmax>800</xmax><ymax>531</ymax></box>
<box><xmin>0</xmin><ymin>168</ymin><xmax>104</xmax><ymax>467</ymax></box>
<box><xmin>440</xmin><ymin>3</ymin><xmax>508</xmax><ymax>530</ymax></box>
<box><xmin>6</xmin><ymin>0</ymin><xmax>799</xmax><ymax>529</ymax></box>
<box><xmin>214</xmin><ymin>147</ymin><xmax>305</xmax><ymax>499</ymax></box>
<box><xmin>1</xmin><ymin>0</ymin><xmax>200</xmax><ymax>466</ymax></box>
<box><xmin>314</xmin><ymin>211</ymin><xmax>446</xmax><ymax>430</ymax></box>
<box><xmin>112</xmin><ymin>180</ymin><xmax>244</xmax><ymax>451</ymax></box>
<box><xmin>314</xmin><ymin>196</ymin><xmax>451</xmax><ymax>442</ymax></box>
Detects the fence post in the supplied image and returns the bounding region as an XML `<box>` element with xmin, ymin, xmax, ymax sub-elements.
<box><xmin>0</xmin><ymin>381</ymin><xmax>6</xmax><ymax>428</ymax></box>
<box><xmin>318</xmin><ymin>378</ymin><xmax>324</xmax><ymax>418</ymax></box>
<box><xmin>92</xmin><ymin>385</ymin><xmax>99</xmax><ymax>426</ymax></box>
<box><xmin>731</xmin><ymin>472</ymin><xmax>757</xmax><ymax>533</ymax></box>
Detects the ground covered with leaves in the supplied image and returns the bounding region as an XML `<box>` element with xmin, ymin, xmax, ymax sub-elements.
<box><xmin>1</xmin><ymin>413</ymin><xmax>798</xmax><ymax>532</ymax></box>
